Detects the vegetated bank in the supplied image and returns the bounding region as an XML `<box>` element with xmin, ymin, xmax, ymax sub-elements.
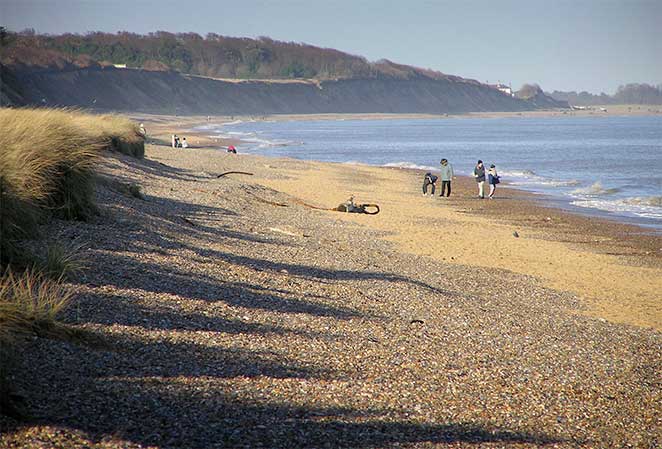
<box><xmin>0</xmin><ymin>30</ymin><xmax>567</xmax><ymax>114</ymax></box>
<box><xmin>0</xmin><ymin>107</ymin><xmax>144</xmax><ymax>418</ymax></box>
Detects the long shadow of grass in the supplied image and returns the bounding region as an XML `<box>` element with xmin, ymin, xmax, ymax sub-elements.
<box><xmin>120</xmin><ymin>155</ymin><xmax>208</xmax><ymax>182</ymax></box>
<box><xmin>4</xmin><ymin>367</ymin><xmax>562</xmax><ymax>448</ymax></box>
<box><xmin>81</xmin><ymin>252</ymin><xmax>364</xmax><ymax>318</ymax></box>
<box><xmin>74</xmin><ymin>290</ymin><xmax>342</xmax><ymax>339</ymax></box>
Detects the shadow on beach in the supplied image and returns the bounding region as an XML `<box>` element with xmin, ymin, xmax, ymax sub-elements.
<box><xmin>3</xmin><ymin>351</ymin><xmax>562</xmax><ymax>448</ymax></box>
<box><xmin>1</xmin><ymin>157</ymin><xmax>566</xmax><ymax>448</ymax></box>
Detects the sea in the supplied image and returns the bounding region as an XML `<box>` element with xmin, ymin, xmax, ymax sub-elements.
<box><xmin>197</xmin><ymin>115</ymin><xmax>662</xmax><ymax>230</ymax></box>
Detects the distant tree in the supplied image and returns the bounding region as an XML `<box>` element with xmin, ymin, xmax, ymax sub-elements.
<box><xmin>550</xmin><ymin>84</ymin><xmax>662</xmax><ymax>106</ymax></box>
<box><xmin>613</xmin><ymin>83</ymin><xmax>662</xmax><ymax>105</ymax></box>
<box><xmin>516</xmin><ymin>84</ymin><xmax>542</xmax><ymax>99</ymax></box>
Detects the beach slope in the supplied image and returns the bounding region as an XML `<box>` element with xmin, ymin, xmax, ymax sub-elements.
<box><xmin>1</xmin><ymin>136</ymin><xmax>659</xmax><ymax>448</ymax></box>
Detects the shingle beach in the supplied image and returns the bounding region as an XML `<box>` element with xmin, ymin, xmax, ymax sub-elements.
<box><xmin>1</xmin><ymin>119</ymin><xmax>660</xmax><ymax>448</ymax></box>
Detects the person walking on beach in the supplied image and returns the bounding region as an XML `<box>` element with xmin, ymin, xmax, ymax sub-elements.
<box><xmin>439</xmin><ymin>158</ymin><xmax>454</xmax><ymax>197</ymax></box>
<box><xmin>171</xmin><ymin>134</ymin><xmax>177</xmax><ymax>148</ymax></box>
<box><xmin>422</xmin><ymin>172</ymin><xmax>438</xmax><ymax>196</ymax></box>
<box><xmin>487</xmin><ymin>164</ymin><xmax>500</xmax><ymax>199</ymax></box>
<box><xmin>473</xmin><ymin>160</ymin><xmax>486</xmax><ymax>199</ymax></box>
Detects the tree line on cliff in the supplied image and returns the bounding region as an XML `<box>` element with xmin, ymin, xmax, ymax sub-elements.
<box><xmin>0</xmin><ymin>28</ymin><xmax>465</xmax><ymax>82</ymax></box>
<box><xmin>549</xmin><ymin>84</ymin><xmax>662</xmax><ymax>106</ymax></box>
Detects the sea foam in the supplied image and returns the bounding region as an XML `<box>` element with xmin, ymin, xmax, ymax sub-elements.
<box><xmin>571</xmin><ymin>182</ymin><xmax>620</xmax><ymax>196</ymax></box>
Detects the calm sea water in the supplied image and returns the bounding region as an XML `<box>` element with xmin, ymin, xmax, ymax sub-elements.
<box><xmin>199</xmin><ymin>115</ymin><xmax>662</xmax><ymax>228</ymax></box>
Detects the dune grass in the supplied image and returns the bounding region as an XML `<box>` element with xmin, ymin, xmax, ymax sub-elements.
<box><xmin>42</xmin><ymin>242</ymin><xmax>85</xmax><ymax>280</ymax></box>
<box><xmin>74</xmin><ymin>112</ymin><xmax>146</xmax><ymax>158</ymax></box>
<box><xmin>0</xmin><ymin>107</ymin><xmax>138</xmax><ymax>418</ymax></box>
<box><xmin>0</xmin><ymin>270</ymin><xmax>78</xmax><ymax>418</ymax></box>
<box><xmin>0</xmin><ymin>107</ymin><xmax>144</xmax><ymax>265</ymax></box>
<box><xmin>0</xmin><ymin>270</ymin><xmax>74</xmax><ymax>340</ymax></box>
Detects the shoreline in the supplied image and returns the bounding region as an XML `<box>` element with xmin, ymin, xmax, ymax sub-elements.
<box><xmin>174</xmin><ymin>114</ymin><xmax>662</xmax><ymax>232</ymax></box>
<box><xmin>143</xmin><ymin>113</ymin><xmax>662</xmax><ymax>235</ymax></box>
<box><xmin>143</xmin><ymin>118</ymin><xmax>661</xmax><ymax>330</ymax></box>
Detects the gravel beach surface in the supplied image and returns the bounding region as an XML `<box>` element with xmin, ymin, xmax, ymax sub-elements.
<box><xmin>1</xmin><ymin>141</ymin><xmax>659</xmax><ymax>448</ymax></box>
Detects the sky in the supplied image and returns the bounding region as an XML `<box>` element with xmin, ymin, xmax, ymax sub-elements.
<box><xmin>2</xmin><ymin>0</ymin><xmax>661</xmax><ymax>94</ymax></box>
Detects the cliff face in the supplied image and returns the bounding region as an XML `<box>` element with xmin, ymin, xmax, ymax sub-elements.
<box><xmin>4</xmin><ymin>66</ymin><xmax>558</xmax><ymax>114</ymax></box>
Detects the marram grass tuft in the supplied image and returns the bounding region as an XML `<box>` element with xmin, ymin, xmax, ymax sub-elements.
<box><xmin>0</xmin><ymin>107</ymin><xmax>144</xmax><ymax>265</ymax></box>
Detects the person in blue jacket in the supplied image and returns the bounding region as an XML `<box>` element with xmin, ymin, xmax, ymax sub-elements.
<box><xmin>487</xmin><ymin>164</ymin><xmax>500</xmax><ymax>199</ymax></box>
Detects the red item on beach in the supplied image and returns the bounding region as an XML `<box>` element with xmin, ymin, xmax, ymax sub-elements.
<box><xmin>227</xmin><ymin>145</ymin><xmax>237</xmax><ymax>153</ymax></box>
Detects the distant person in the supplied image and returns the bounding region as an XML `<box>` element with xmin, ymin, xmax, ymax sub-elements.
<box><xmin>487</xmin><ymin>164</ymin><xmax>500</xmax><ymax>199</ymax></box>
<box><xmin>227</xmin><ymin>145</ymin><xmax>237</xmax><ymax>154</ymax></box>
<box><xmin>473</xmin><ymin>160</ymin><xmax>486</xmax><ymax>199</ymax></box>
<box><xmin>139</xmin><ymin>123</ymin><xmax>146</xmax><ymax>137</ymax></box>
<box><xmin>422</xmin><ymin>172</ymin><xmax>438</xmax><ymax>196</ymax></box>
<box><xmin>171</xmin><ymin>134</ymin><xmax>177</xmax><ymax>148</ymax></box>
<box><xmin>439</xmin><ymin>158</ymin><xmax>454</xmax><ymax>197</ymax></box>
<box><xmin>181</xmin><ymin>137</ymin><xmax>189</xmax><ymax>148</ymax></box>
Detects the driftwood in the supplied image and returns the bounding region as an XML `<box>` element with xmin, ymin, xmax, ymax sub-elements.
<box><xmin>331</xmin><ymin>196</ymin><xmax>380</xmax><ymax>215</ymax></box>
<box><xmin>216</xmin><ymin>171</ymin><xmax>254</xmax><ymax>178</ymax></box>
<box><xmin>251</xmin><ymin>194</ymin><xmax>380</xmax><ymax>215</ymax></box>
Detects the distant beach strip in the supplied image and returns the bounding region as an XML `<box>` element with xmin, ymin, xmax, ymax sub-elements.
<box><xmin>203</xmin><ymin>114</ymin><xmax>662</xmax><ymax>229</ymax></box>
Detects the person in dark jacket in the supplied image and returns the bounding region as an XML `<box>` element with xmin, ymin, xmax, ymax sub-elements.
<box><xmin>473</xmin><ymin>160</ymin><xmax>486</xmax><ymax>199</ymax></box>
<box><xmin>422</xmin><ymin>172</ymin><xmax>438</xmax><ymax>196</ymax></box>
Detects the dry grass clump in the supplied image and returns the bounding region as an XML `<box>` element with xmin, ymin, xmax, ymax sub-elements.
<box><xmin>74</xmin><ymin>113</ymin><xmax>145</xmax><ymax>158</ymax></box>
<box><xmin>0</xmin><ymin>107</ymin><xmax>144</xmax><ymax>265</ymax></box>
<box><xmin>41</xmin><ymin>243</ymin><xmax>85</xmax><ymax>280</ymax></box>
<box><xmin>0</xmin><ymin>270</ymin><xmax>77</xmax><ymax>418</ymax></box>
<box><xmin>0</xmin><ymin>270</ymin><xmax>74</xmax><ymax>341</ymax></box>
<box><xmin>0</xmin><ymin>108</ymin><xmax>99</xmax><ymax>263</ymax></box>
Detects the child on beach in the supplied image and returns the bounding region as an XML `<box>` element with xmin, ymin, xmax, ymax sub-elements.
<box><xmin>439</xmin><ymin>158</ymin><xmax>454</xmax><ymax>197</ymax></box>
<box><xmin>488</xmin><ymin>164</ymin><xmax>500</xmax><ymax>199</ymax></box>
<box><xmin>181</xmin><ymin>137</ymin><xmax>189</xmax><ymax>148</ymax></box>
<box><xmin>473</xmin><ymin>160</ymin><xmax>486</xmax><ymax>199</ymax></box>
<box><xmin>422</xmin><ymin>172</ymin><xmax>438</xmax><ymax>196</ymax></box>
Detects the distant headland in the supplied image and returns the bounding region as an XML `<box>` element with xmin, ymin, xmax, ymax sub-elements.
<box><xmin>0</xmin><ymin>29</ymin><xmax>566</xmax><ymax>114</ymax></box>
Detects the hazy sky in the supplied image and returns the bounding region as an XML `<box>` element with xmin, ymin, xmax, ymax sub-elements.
<box><xmin>2</xmin><ymin>0</ymin><xmax>661</xmax><ymax>93</ymax></box>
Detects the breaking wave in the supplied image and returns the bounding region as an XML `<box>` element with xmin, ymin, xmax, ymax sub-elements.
<box><xmin>622</xmin><ymin>196</ymin><xmax>662</xmax><ymax>208</ymax></box>
<box><xmin>571</xmin><ymin>182</ymin><xmax>620</xmax><ymax>196</ymax></box>
<box><xmin>571</xmin><ymin>197</ymin><xmax>662</xmax><ymax>220</ymax></box>
<box><xmin>501</xmin><ymin>169</ymin><xmax>581</xmax><ymax>187</ymax></box>
<box><xmin>383</xmin><ymin>161</ymin><xmax>437</xmax><ymax>171</ymax></box>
